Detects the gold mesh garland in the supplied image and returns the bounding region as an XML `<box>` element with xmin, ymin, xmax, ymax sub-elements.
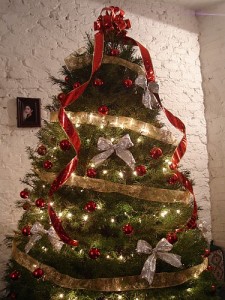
<box><xmin>50</xmin><ymin>111</ymin><xmax>176</xmax><ymax>145</ymax></box>
<box><xmin>12</xmin><ymin>241</ymin><xmax>208</xmax><ymax>291</ymax></box>
<box><xmin>65</xmin><ymin>52</ymin><xmax>146</xmax><ymax>75</ymax></box>
<box><xmin>37</xmin><ymin>171</ymin><xmax>190</xmax><ymax>204</ymax></box>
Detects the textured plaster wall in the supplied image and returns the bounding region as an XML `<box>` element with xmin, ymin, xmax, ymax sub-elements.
<box><xmin>0</xmin><ymin>0</ymin><xmax>210</xmax><ymax>291</ymax></box>
<box><xmin>198</xmin><ymin>2</ymin><xmax>225</xmax><ymax>250</ymax></box>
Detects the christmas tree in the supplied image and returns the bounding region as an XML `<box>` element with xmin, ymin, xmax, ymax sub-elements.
<box><xmin>4</xmin><ymin>6</ymin><xmax>220</xmax><ymax>300</ymax></box>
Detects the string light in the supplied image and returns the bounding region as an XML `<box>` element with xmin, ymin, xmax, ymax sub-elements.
<box><xmin>50</xmin><ymin>202</ymin><xmax>54</xmax><ymax>206</ymax></box>
<box><xmin>42</xmin><ymin>246</ymin><xmax>47</xmax><ymax>252</ymax></box>
<box><xmin>118</xmin><ymin>296</ymin><xmax>122</xmax><ymax>300</ymax></box>
<box><xmin>83</xmin><ymin>214</ymin><xmax>88</xmax><ymax>221</ymax></box>
<box><xmin>106</xmin><ymin>254</ymin><xmax>110</xmax><ymax>259</ymax></box>
<box><xmin>42</xmin><ymin>185</ymin><xmax>45</xmax><ymax>188</ymax></box>
<box><xmin>160</xmin><ymin>210</ymin><xmax>168</xmax><ymax>218</ymax></box>
<box><xmin>103</xmin><ymin>170</ymin><xmax>108</xmax><ymax>174</ymax></box>
<box><xmin>118</xmin><ymin>171</ymin><xmax>124</xmax><ymax>178</ymax></box>
<box><xmin>58</xmin><ymin>212</ymin><xmax>63</xmax><ymax>217</ymax></box>
<box><xmin>97</xmin><ymin>202</ymin><xmax>102</xmax><ymax>210</ymax></box>
<box><xmin>133</xmin><ymin>171</ymin><xmax>137</xmax><ymax>176</ymax></box>
<box><xmin>137</xmin><ymin>137</ymin><xmax>142</xmax><ymax>143</ymax></box>
<box><xmin>75</xmin><ymin>123</ymin><xmax>80</xmax><ymax>128</ymax></box>
<box><xmin>118</xmin><ymin>255</ymin><xmax>124</xmax><ymax>260</ymax></box>
<box><xmin>187</xmin><ymin>288</ymin><xmax>192</xmax><ymax>292</ymax></box>
<box><xmin>111</xmin><ymin>138</ymin><xmax>115</xmax><ymax>142</ymax></box>
<box><xmin>176</xmin><ymin>209</ymin><xmax>181</xmax><ymax>214</ymax></box>
<box><xmin>67</xmin><ymin>212</ymin><xmax>72</xmax><ymax>219</ymax></box>
<box><xmin>111</xmin><ymin>217</ymin><xmax>115</xmax><ymax>223</ymax></box>
<box><xmin>162</xmin><ymin>167</ymin><xmax>167</xmax><ymax>173</ymax></box>
<box><xmin>59</xmin><ymin>294</ymin><xmax>64</xmax><ymax>299</ymax></box>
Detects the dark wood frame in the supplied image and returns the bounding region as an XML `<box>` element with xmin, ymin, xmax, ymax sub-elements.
<box><xmin>17</xmin><ymin>97</ymin><xmax>41</xmax><ymax>128</ymax></box>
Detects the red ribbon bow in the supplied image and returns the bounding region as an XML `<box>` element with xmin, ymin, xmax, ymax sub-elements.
<box><xmin>94</xmin><ymin>6</ymin><xmax>131</xmax><ymax>34</ymax></box>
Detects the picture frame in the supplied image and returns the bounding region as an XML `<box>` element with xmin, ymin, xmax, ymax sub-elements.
<box><xmin>17</xmin><ymin>97</ymin><xmax>41</xmax><ymax>128</ymax></box>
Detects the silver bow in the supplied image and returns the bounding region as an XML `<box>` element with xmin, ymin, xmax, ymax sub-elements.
<box><xmin>136</xmin><ymin>238</ymin><xmax>182</xmax><ymax>285</ymax></box>
<box><xmin>25</xmin><ymin>222</ymin><xmax>64</xmax><ymax>253</ymax></box>
<box><xmin>135</xmin><ymin>75</ymin><xmax>159</xmax><ymax>109</ymax></box>
<box><xmin>90</xmin><ymin>134</ymin><xmax>136</xmax><ymax>170</ymax></box>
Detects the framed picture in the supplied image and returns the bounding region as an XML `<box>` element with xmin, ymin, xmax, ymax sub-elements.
<box><xmin>17</xmin><ymin>97</ymin><xmax>41</xmax><ymax>128</ymax></box>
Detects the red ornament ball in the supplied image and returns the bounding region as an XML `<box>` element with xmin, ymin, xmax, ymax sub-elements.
<box><xmin>85</xmin><ymin>201</ymin><xmax>97</xmax><ymax>212</ymax></box>
<box><xmin>59</xmin><ymin>139</ymin><xmax>71</xmax><ymax>151</ymax></box>
<box><xmin>32</xmin><ymin>268</ymin><xmax>44</xmax><ymax>279</ymax></box>
<box><xmin>65</xmin><ymin>75</ymin><xmax>70</xmax><ymax>82</ymax></box>
<box><xmin>98</xmin><ymin>105</ymin><xmax>109</xmax><ymax>115</ymax></box>
<box><xmin>150</xmin><ymin>147</ymin><xmax>163</xmax><ymax>159</ymax></box>
<box><xmin>43</xmin><ymin>160</ymin><xmax>53</xmax><ymax>170</ymax></box>
<box><xmin>89</xmin><ymin>247</ymin><xmax>101</xmax><ymax>259</ymax></box>
<box><xmin>166</xmin><ymin>232</ymin><xmax>178</xmax><ymax>244</ymax></box>
<box><xmin>94</xmin><ymin>78</ymin><xmax>104</xmax><ymax>87</ymax></box>
<box><xmin>167</xmin><ymin>173</ymin><xmax>179</xmax><ymax>185</ymax></box>
<box><xmin>35</xmin><ymin>198</ymin><xmax>46</xmax><ymax>209</ymax></box>
<box><xmin>20</xmin><ymin>190</ymin><xmax>29</xmax><ymax>199</ymax></box>
<box><xmin>204</xmin><ymin>249</ymin><xmax>211</xmax><ymax>257</ymax></box>
<box><xmin>110</xmin><ymin>48</ymin><xmax>120</xmax><ymax>56</ymax></box>
<box><xmin>22</xmin><ymin>202</ymin><xmax>31</xmax><ymax>210</ymax></box>
<box><xmin>86</xmin><ymin>168</ymin><xmax>97</xmax><ymax>178</ymax></box>
<box><xmin>123</xmin><ymin>78</ymin><xmax>133</xmax><ymax>88</ymax></box>
<box><xmin>207</xmin><ymin>265</ymin><xmax>213</xmax><ymax>271</ymax></box>
<box><xmin>22</xmin><ymin>226</ymin><xmax>31</xmax><ymax>236</ymax></box>
<box><xmin>10</xmin><ymin>270</ymin><xmax>21</xmax><ymax>280</ymax></box>
<box><xmin>73</xmin><ymin>82</ymin><xmax>81</xmax><ymax>89</ymax></box>
<box><xmin>135</xmin><ymin>165</ymin><xmax>147</xmax><ymax>176</ymax></box>
<box><xmin>57</xmin><ymin>92</ymin><xmax>66</xmax><ymax>101</ymax></box>
<box><xmin>122</xmin><ymin>223</ymin><xmax>134</xmax><ymax>235</ymax></box>
<box><xmin>7</xmin><ymin>292</ymin><xmax>17</xmax><ymax>299</ymax></box>
<box><xmin>37</xmin><ymin>145</ymin><xmax>47</xmax><ymax>156</ymax></box>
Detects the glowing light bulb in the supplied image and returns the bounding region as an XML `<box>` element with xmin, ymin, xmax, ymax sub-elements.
<box><xmin>176</xmin><ymin>209</ymin><xmax>181</xmax><ymax>214</ymax></box>
<box><xmin>106</xmin><ymin>255</ymin><xmax>110</xmax><ymax>259</ymax></box>
<box><xmin>90</xmin><ymin>163</ymin><xmax>95</xmax><ymax>168</ymax></box>
<box><xmin>133</xmin><ymin>171</ymin><xmax>137</xmax><ymax>176</ymax></box>
<box><xmin>118</xmin><ymin>171</ymin><xmax>124</xmax><ymax>178</ymax></box>
<box><xmin>67</xmin><ymin>212</ymin><xmax>72</xmax><ymax>218</ymax></box>
<box><xmin>59</xmin><ymin>294</ymin><xmax>64</xmax><ymax>299</ymax></box>
<box><xmin>53</xmin><ymin>147</ymin><xmax>57</xmax><ymax>150</ymax></box>
<box><xmin>58</xmin><ymin>212</ymin><xmax>63</xmax><ymax>217</ymax></box>
<box><xmin>83</xmin><ymin>214</ymin><xmax>88</xmax><ymax>221</ymax></box>
<box><xmin>103</xmin><ymin>170</ymin><xmax>108</xmax><ymax>174</ymax></box>
<box><xmin>160</xmin><ymin>210</ymin><xmax>168</xmax><ymax>218</ymax></box>
<box><xmin>50</xmin><ymin>202</ymin><xmax>54</xmax><ymax>206</ymax></box>
<box><xmin>137</xmin><ymin>137</ymin><xmax>142</xmax><ymax>143</ymax></box>
<box><xmin>187</xmin><ymin>288</ymin><xmax>192</xmax><ymax>292</ymax></box>
<box><xmin>100</xmin><ymin>124</ymin><xmax>105</xmax><ymax>129</ymax></box>
<box><xmin>97</xmin><ymin>203</ymin><xmax>102</xmax><ymax>210</ymax></box>
<box><xmin>118</xmin><ymin>255</ymin><xmax>123</xmax><ymax>260</ymax></box>
<box><xmin>111</xmin><ymin>138</ymin><xmax>115</xmax><ymax>142</ymax></box>
<box><xmin>111</xmin><ymin>218</ymin><xmax>115</xmax><ymax>223</ymax></box>
<box><xmin>118</xmin><ymin>296</ymin><xmax>122</xmax><ymax>300</ymax></box>
<box><xmin>42</xmin><ymin>185</ymin><xmax>45</xmax><ymax>188</ymax></box>
<box><xmin>75</xmin><ymin>123</ymin><xmax>80</xmax><ymax>128</ymax></box>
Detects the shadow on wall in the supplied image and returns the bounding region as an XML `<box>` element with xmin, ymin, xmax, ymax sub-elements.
<box><xmin>88</xmin><ymin>0</ymin><xmax>198</xmax><ymax>33</ymax></box>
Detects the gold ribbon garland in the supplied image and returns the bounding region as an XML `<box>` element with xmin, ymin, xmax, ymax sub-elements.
<box><xmin>12</xmin><ymin>241</ymin><xmax>208</xmax><ymax>291</ymax></box>
<box><xmin>37</xmin><ymin>171</ymin><xmax>190</xmax><ymax>204</ymax></box>
<box><xmin>50</xmin><ymin>111</ymin><xmax>176</xmax><ymax>145</ymax></box>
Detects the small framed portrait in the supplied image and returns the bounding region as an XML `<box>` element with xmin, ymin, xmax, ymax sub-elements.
<box><xmin>17</xmin><ymin>97</ymin><xmax>41</xmax><ymax>128</ymax></box>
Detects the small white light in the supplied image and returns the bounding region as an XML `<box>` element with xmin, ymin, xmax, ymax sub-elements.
<box><xmin>118</xmin><ymin>296</ymin><xmax>122</xmax><ymax>300</ymax></box>
<box><xmin>118</xmin><ymin>171</ymin><xmax>124</xmax><ymax>178</ymax></box>
<box><xmin>90</xmin><ymin>163</ymin><xmax>95</xmax><ymax>168</ymax></box>
<box><xmin>111</xmin><ymin>138</ymin><xmax>115</xmax><ymax>142</ymax></box>
<box><xmin>67</xmin><ymin>212</ymin><xmax>72</xmax><ymax>218</ymax></box>
<box><xmin>79</xmin><ymin>249</ymin><xmax>84</xmax><ymax>255</ymax></box>
<box><xmin>133</xmin><ymin>171</ymin><xmax>137</xmax><ymax>176</ymax></box>
<box><xmin>176</xmin><ymin>209</ymin><xmax>181</xmax><ymax>214</ymax></box>
<box><xmin>139</xmin><ymin>218</ymin><xmax>142</xmax><ymax>223</ymax></box>
<box><xmin>33</xmin><ymin>264</ymin><xmax>37</xmax><ymax>268</ymax></box>
<box><xmin>103</xmin><ymin>170</ymin><xmax>108</xmax><ymax>174</ymax></box>
<box><xmin>42</xmin><ymin>185</ymin><xmax>45</xmax><ymax>188</ymax></box>
<box><xmin>194</xmin><ymin>273</ymin><xmax>199</xmax><ymax>278</ymax></box>
<box><xmin>160</xmin><ymin>210</ymin><xmax>168</xmax><ymax>218</ymax></box>
<box><xmin>53</xmin><ymin>147</ymin><xmax>57</xmax><ymax>150</ymax></box>
<box><xmin>71</xmin><ymin>173</ymin><xmax>76</xmax><ymax>178</ymax></box>
<box><xmin>83</xmin><ymin>214</ymin><xmax>88</xmax><ymax>221</ymax></box>
<box><xmin>106</xmin><ymin>255</ymin><xmax>110</xmax><ymax>259</ymax></box>
<box><xmin>100</xmin><ymin>124</ymin><xmax>105</xmax><ymax>129</ymax></box>
<box><xmin>50</xmin><ymin>202</ymin><xmax>54</xmax><ymax>206</ymax></box>
<box><xmin>80</xmin><ymin>189</ymin><xmax>84</xmax><ymax>192</ymax></box>
<box><xmin>97</xmin><ymin>203</ymin><xmax>102</xmax><ymax>210</ymax></box>
<box><xmin>59</xmin><ymin>294</ymin><xmax>64</xmax><ymax>299</ymax></box>
<box><xmin>120</xmin><ymin>124</ymin><xmax>124</xmax><ymax>129</ymax></box>
<box><xmin>111</xmin><ymin>218</ymin><xmax>115</xmax><ymax>223</ymax></box>
<box><xmin>75</xmin><ymin>123</ymin><xmax>80</xmax><ymax>128</ymax></box>
<box><xmin>118</xmin><ymin>255</ymin><xmax>123</xmax><ymax>260</ymax></box>
<box><xmin>162</xmin><ymin>167</ymin><xmax>167</xmax><ymax>173</ymax></box>
<box><xmin>187</xmin><ymin>288</ymin><xmax>192</xmax><ymax>292</ymax></box>
<box><xmin>137</xmin><ymin>137</ymin><xmax>142</xmax><ymax>143</ymax></box>
<box><xmin>58</xmin><ymin>212</ymin><xmax>63</xmax><ymax>217</ymax></box>
<box><xmin>86</xmin><ymin>139</ymin><xmax>90</xmax><ymax>143</ymax></box>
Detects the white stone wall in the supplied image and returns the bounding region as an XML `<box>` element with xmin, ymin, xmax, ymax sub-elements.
<box><xmin>0</xmin><ymin>0</ymin><xmax>210</xmax><ymax>291</ymax></box>
<box><xmin>198</xmin><ymin>2</ymin><xmax>225</xmax><ymax>250</ymax></box>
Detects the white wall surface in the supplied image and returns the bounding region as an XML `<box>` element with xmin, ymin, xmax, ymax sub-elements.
<box><xmin>198</xmin><ymin>2</ymin><xmax>225</xmax><ymax>250</ymax></box>
<box><xmin>0</xmin><ymin>0</ymin><xmax>210</xmax><ymax>292</ymax></box>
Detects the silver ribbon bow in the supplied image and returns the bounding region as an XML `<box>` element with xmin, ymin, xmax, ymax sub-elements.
<box><xmin>135</xmin><ymin>75</ymin><xmax>159</xmax><ymax>109</ymax></box>
<box><xmin>25</xmin><ymin>222</ymin><xmax>64</xmax><ymax>253</ymax></box>
<box><xmin>136</xmin><ymin>238</ymin><xmax>182</xmax><ymax>285</ymax></box>
<box><xmin>90</xmin><ymin>134</ymin><xmax>136</xmax><ymax>170</ymax></box>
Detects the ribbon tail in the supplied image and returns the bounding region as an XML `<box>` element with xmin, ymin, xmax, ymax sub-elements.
<box><xmin>116</xmin><ymin>149</ymin><xmax>136</xmax><ymax>170</ymax></box>
<box><xmin>90</xmin><ymin>149</ymin><xmax>114</xmax><ymax>167</ymax></box>
<box><xmin>157</xmin><ymin>252</ymin><xmax>182</xmax><ymax>268</ymax></box>
<box><xmin>25</xmin><ymin>234</ymin><xmax>42</xmax><ymax>254</ymax></box>
<box><xmin>140</xmin><ymin>253</ymin><xmax>156</xmax><ymax>285</ymax></box>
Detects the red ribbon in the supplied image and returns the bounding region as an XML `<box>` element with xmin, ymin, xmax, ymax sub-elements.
<box><xmin>49</xmin><ymin>6</ymin><xmax>197</xmax><ymax>246</ymax></box>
